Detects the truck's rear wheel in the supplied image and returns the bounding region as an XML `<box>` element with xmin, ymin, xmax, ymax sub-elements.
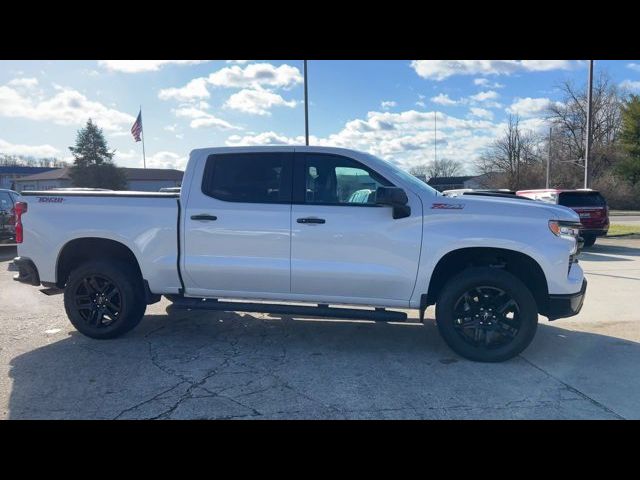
<box><xmin>582</xmin><ymin>235</ymin><xmax>596</xmax><ymax>248</ymax></box>
<box><xmin>63</xmin><ymin>260</ymin><xmax>146</xmax><ymax>339</ymax></box>
<box><xmin>435</xmin><ymin>267</ymin><xmax>538</xmax><ymax>362</ymax></box>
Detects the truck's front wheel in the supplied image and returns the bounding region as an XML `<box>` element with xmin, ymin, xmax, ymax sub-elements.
<box><xmin>435</xmin><ymin>267</ymin><xmax>538</xmax><ymax>362</ymax></box>
<box><xmin>63</xmin><ymin>260</ymin><xmax>146</xmax><ymax>339</ymax></box>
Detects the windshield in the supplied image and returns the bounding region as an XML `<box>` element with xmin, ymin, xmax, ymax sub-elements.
<box><xmin>362</xmin><ymin>153</ymin><xmax>441</xmax><ymax>196</ymax></box>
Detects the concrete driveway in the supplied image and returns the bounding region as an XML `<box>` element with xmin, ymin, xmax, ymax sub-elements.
<box><xmin>1</xmin><ymin>238</ymin><xmax>639</xmax><ymax>419</ymax></box>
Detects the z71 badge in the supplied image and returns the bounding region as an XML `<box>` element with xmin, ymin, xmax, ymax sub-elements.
<box><xmin>431</xmin><ymin>203</ymin><xmax>464</xmax><ymax>209</ymax></box>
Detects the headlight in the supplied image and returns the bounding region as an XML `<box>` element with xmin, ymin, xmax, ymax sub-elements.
<box><xmin>549</xmin><ymin>220</ymin><xmax>582</xmax><ymax>254</ymax></box>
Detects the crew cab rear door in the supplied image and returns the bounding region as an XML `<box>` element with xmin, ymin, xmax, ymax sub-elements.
<box><xmin>290</xmin><ymin>152</ymin><xmax>422</xmax><ymax>304</ymax></box>
<box><xmin>181</xmin><ymin>150</ymin><xmax>293</xmax><ymax>297</ymax></box>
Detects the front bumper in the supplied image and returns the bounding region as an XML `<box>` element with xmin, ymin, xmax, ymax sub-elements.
<box><xmin>546</xmin><ymin>278</ymin><xmax>587</xmax><ymax>320</ymax></box>
<box><xmin>12</xmin><ymin>256</ymin><xmax>40</xmax><ymax>286</ymax></box>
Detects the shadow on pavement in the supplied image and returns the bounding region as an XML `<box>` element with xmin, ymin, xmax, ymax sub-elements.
<box><xmin>8</xmin><ymin>307</ymin><xmax>640</xmax><ymax>419</ymax></box>
<box><xmin>580</xmin><ymin>241</ymin><xmax>640</xmax><ymax>262</ymax></box>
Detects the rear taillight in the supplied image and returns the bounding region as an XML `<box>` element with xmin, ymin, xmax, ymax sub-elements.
<box><xmin>14</xmin><ymin>201</ymin><xmax>27</xmax><ymax>244</ymax></box>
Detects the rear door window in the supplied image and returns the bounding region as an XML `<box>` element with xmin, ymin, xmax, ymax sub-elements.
<box><xmin>201</xmin><ymin>152</ymin><xmax>293</xmax><ymax>203</ymax></box>
<box><xmin>558</xmin><ymin>192</ymin><xmax>606</xmax><ymax>207</ymax></box>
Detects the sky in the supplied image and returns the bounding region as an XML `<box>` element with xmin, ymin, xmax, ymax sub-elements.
<box><xmin>1</xmin><ymin>60</ymin><xmax>640</xmax><ymax>173</ymax></box>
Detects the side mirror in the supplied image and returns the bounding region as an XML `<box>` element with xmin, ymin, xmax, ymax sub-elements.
<box><xmin>375</xmin><ymin>186</ymin><xmax>411</xmax><ymax>219</ymax></box>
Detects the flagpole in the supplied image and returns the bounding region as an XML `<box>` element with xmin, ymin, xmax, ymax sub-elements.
<box><xmin>140</xmin><ymin>105</ymin><xmax>147</xmax><ymax>169</ymax></box>
<box><xmin>304</xmin><ymin>60</ymin><xmax>309</xmax><ymax>146</ymax></box>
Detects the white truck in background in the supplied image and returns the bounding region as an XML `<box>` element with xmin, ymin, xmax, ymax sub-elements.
<box><xmin>13</xmin><ymin>146</ymin><xmax>586</xmax><ymax>362</ymax></box>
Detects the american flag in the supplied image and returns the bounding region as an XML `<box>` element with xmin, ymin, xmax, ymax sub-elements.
<box><xmin>131</xmin><ymin>111</ymin><xmax>143</xmax><ymax>142</ymax></box>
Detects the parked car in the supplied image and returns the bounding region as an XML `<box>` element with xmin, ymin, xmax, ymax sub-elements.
<box><xmin>13</xmin><ymin>147</ymin><xmax>586</xmax><ymax>362</ymax></box>
<box><xmin>0</xmin><ymin>189</ymin><xmax>22</xmax><ymax>246</ymax></box>
<box><xmin>516</xmin><ymin>189</ymin><xmax>609</xmax><ymax>247</ymax></box>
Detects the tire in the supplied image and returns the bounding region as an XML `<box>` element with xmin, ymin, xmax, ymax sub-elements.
<box><xmin>63</xmin><ymin>260</ymin><xmax>146</xmax><ymax>339</ymax></box>
<box><xmin>582</xmin><ymin>235</ymin><xmax>596</xmax><ymax>248</ymax></box>
<box><xmin>435</xmin><ymin>267</ymin><xmax>538</xmax><ymax>362</ymax></box>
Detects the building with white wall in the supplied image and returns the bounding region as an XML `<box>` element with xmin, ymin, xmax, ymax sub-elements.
<box><xmin>13</xmin><ymin>167</ymin><xmax>183</xmax><ymax>192</ymax></box>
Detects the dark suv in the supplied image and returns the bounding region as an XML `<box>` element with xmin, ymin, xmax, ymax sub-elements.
<box><xmin>0</xmin><ymin>189</ymin><xmax>21</xmax><ymax>246</ymax></box>
<box><xmin>516</xmin><ymin>189</ymin><xmax>609</xmax><ymax>247</ymax></box>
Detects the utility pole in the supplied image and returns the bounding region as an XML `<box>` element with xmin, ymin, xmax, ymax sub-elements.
<box><xmin>434</xmin><ymin>111</ymin><xmax>437</xmax><ymax>163</ymax></box>
<box><xmin>304</xmin><ymin>60</ymin><xmax>309</xmax><ymax>146</ymax></box>
<box><xmin>546</xmin><ymin>127</ymin><xmax>552</xmax><ymax>188</ymax></box>
<box><xmin>584</xmin><ymin>60</ymin><xmax>594</xmax><ymax>189</ymax></box>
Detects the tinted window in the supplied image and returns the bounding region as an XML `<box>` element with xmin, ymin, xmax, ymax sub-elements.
<box><xmin>0</xmin><ymin>192</ymin><xmax>12</xmax><ymax>211</ymax></box>
<box><xmin>202</xmin><ymin>153</ymin><xmax>292</xmax><ymax>203</ymax></box>
<box><xmin>304</xmin><ymin>154</ymin><xmax>392</xmax><ymax>205</ymax></box>
<box><xmin>559</xmin><ymin>192</ymin><xmax>606</xmax><ymax>207</ymax></box>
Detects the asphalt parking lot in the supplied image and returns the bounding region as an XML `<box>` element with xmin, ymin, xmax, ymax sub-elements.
<box><xmin>1</xmin><ymin>237</ymin><xmax>639</xmax><ymax>419</ymax></box>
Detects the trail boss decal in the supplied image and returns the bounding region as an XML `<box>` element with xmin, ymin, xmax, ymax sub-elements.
<box><xmin>38</xmin><ymin>197</ymin><xmax>64</xmax><ymax>203</ymax></box>
<box><xmin>431</xmin><ymin>202</ymin><xmax>464</xmax><ymax>209</ymax></box>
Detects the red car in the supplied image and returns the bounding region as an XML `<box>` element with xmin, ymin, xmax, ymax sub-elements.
<box><xmin>1</xmin><ymin>189</ymin><xmax>22</xmax><ymax>246</ymax></box>
<box><xmin>516</xmin><ymin>189</ymin><xmax>609</xmax><ymax>247</ymax></box>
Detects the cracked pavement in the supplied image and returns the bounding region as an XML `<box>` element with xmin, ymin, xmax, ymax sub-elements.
<box><xmin>1</xmin><ymin>237</ymin><xmax>640</xmax><ymax>419</ymax></box>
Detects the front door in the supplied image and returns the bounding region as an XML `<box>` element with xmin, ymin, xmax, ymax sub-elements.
<box><xmin>290</xmin><ymin>152</ymin><xmax>422</xmax><ymax>303</ymax></box>
<box><xmin>182</xmin><ymin>151</ymin><xmax>293</xmax><ymax>297</ymax></box>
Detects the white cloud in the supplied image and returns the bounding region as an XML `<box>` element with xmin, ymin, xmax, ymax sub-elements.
<box><xmin>0</xmin><ymin>138</ymin><xmax>59</xmax><ymax>157</ymax></box>
<box><xmin>411</xmin><ymin>60</ymin><xmax>573</xmax><ymax>80</ymax></box>
<box><xmin>224</xmin><ymin>88</ymin><xmax>297</xmax><ymax>115</ymax></box>
<box><xmin>620</xmin><ymin>79</ymin><xmax>640</xmax><ymax>92</ymax></box>
<box><xmin>8</xmin><ymin>78</ymin><xmax>39</xmax><ymax>89</ymax></box>
<box><xmin>226</xmin><ymin>60</ymin><xmax>252</xmax><ymax>64</ymax></box>
<box><xmin>469</xmin><ymin>107</ymin><xmax>493</xmax><ymax>120</ymax></box>
<box><xmin>208</xmin><ymin>62</ymin><xmax>303</xmax><ymax>89</ymax></box>
<box><xmin>164</xmin><ymin>124</ymin><xmax>178</xmax><ymax>132</ymax></box>
<box><xmin>173</xmin><ymin>105</ymin><xmax>239</xmax><ymax>130</ymax></box>
<box><xmin>226</xmin><ymin>108</ymin><xmax>504</xmax><ymax>171</ymax></box>
<box><xmin>473</xmin><ymin>78</ymin><xmax>505</xmax><ymax>88</ymax></box>
<box><xmin>506</xmin><ymin>97</ymin><xmax>556</xmax><ymax>117</ymax></box>
<box><xmin>98</xmin><ymin>60</ymin><xmax>207</xmax><ymax>73</ymax></box>
<box><xmin>226</xmin><ymin>131</ymin><xmax>302</xmax><ymax>146</ymax></box>
<box><xmin>0</xmin><ymin>83</ymin><xmax>135</xmax><ymax>132</ymax></box>
<box><xmin>146</xmin><ymin>151</ymin><xmax>188</xmax><ymax>170</ymax></box>
<box><xmin>431</xmin><ymin>93</ymin><xmax>459</xmax><ymax>106</ymax></box>
<box><xmin>470</xmin><ymin>90</ymin><xmax>499</xmax><ymax>102</ymax></box>
<box><xmin>158</xmin><ymin>78</ymin><xmax>210</xmax><ymax>101</ymax></box>
<box><xmin>381</xmin><ymin>100</ymin><xmax>397</xmax><ymax>110</ymax></box>
<box><xmin>627</xmin><ymin>63</ymin><xmax>640</xmax><ymax>73</ymax></box>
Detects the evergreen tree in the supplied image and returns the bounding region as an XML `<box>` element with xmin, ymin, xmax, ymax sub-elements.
<box><xmin>68</xmin><ymin>119</ymin><xmax>128</xmax><ymax>190</ymax></box>
<box><xmin>617</xmin><ymin>95</ymin><xmax>640</xmax><ymax>185</ymax></box>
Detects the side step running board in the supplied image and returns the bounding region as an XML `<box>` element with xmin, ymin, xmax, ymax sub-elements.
<box><xmin>170</xmin><ymin>298</ymin><xmax>408</xmax><ymax>322</ymax></box>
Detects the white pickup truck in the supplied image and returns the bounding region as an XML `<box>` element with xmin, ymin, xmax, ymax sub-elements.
<box><xmin>13</xmin><ymin>146</ymin><xmax>587</xmax><ymax>362</ymax></box>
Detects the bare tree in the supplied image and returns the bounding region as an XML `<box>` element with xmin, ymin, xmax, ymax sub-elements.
<box><xmin>476</xmin><ymin>115</ymin><xmax>542</xmax><ymax>190</ymax></box>
<box><xmin>547</xmin><ymin>71</ymin><xmax>624</xmax><ymax>184</ymax></box>
<box><xmin>0</xmin><ymin>153</ymin><xmax>68</xmax><ymax>168</ymax></box>
<box><xmin>410</xmin><ymin>158</ymin><xmax>463</xmax><ymax>179</ymax></box>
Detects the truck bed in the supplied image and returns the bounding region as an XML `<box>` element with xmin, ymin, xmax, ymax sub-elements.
<box><xmin>19</xmin><ymin>190</ymin><xmax>182</xmax><ymax>294</ymax></box>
